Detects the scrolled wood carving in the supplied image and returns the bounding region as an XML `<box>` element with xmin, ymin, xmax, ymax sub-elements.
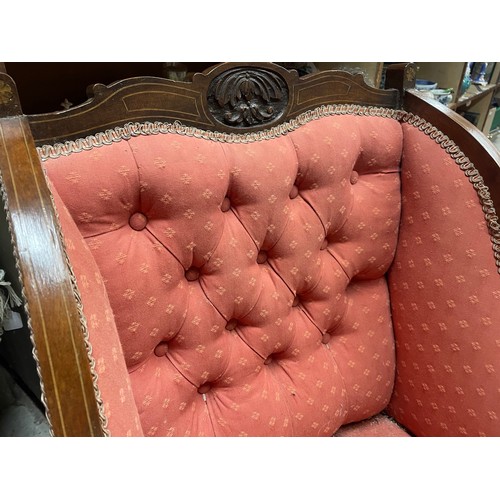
<box><xmin>207</xmin><ymin>67</ymin><xmax>288</xmax><ymax>128</ymax></box>
<box><xmin>0</xmin><ymin>80</ymin><xmax>14</xmax><ymax>106</ymax></box>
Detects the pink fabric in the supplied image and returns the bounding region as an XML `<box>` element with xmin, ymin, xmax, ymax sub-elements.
<box><xmin>44</xmin><ymin>114</ymin><xmax>403</xmax><ymax>436</ymax></box>
<box><xmin>50</xmin><ymin>184</ymin><xmax>143</xmax><ymax>436</ymax></box>
<box><xmin>387</xmin><ymin>124</ymin><xmax>500</xmax><ymax>436</ymax></box>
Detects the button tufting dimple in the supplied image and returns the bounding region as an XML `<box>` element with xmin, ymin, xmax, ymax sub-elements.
<box><xmin>257</xmin><ymin>250</ymin><xmax>268</xmax><ymax>264</ymax></box>
<box><xmin>197</xmin><ymin>383</ymin><xmax>212</xmax><ymax>395</ymax></box>
<box><xmin>321</xmin><ymin>333</ymin><xmax>332</xmax><ymax>344</ymax></box>
<box><xmin>264</xmin><ymin>356</ymin><xmax>273</xmax><ymax>365</ymax></box>
<box><xmin>221</xmin><ymin>197</ymin><xmax>231</xmax><ymax>212</ymax></box>
<box><xmin>289</xmin><ymin>185</ymin><xmax>299</xmax><ymax>199</ymax></box>
<box><xmin>129</xmin><ymin>212</ymin><xmax>148</xmax><ymax>231</ymax></box>
<box><xmin>225</xmin><ymin>318</ymin><xmax>238</xmax><ymax>331</ymax></box>
<box><xmin>154</xmin><ymin>342</ymin><xmax>169</xmax><ymax>357</ymax></box>
<box><xmin>185</xmin><ymin>267</ymin><xmax>200</xmax><ymax>281</ymax></box>
<box><xmin>292</xmin><ymin>296</ymin><xmax>300</xmax><ymax>307</ymax></box>
<box><xmin>320</xmin><ymin>239</ymin><xmax>328</xmax><ymax>250</ymax></box>
<box><xmin>350</xmin><ymin>171</ymin><xmax>359</xmax><ymax>185</ymax></box>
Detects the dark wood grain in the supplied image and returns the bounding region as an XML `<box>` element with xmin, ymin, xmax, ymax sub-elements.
<box><xmin>0</xmin><ymin>113</ymin><xmax>105</xmax><ymax>436</ymax></box>
<box><xmin>4</xmin><ymin>62</ymin><xmax>218</xmax><ymax>114</ymax></box>
<box><xmin>27</xmin><ymin>62</ymin><xmax>400</xmax><ymax>146</ymax></box>
<box><xmin>384</xmin><ymin>63</ymin><xmax>417</xmax><ymax>104</ymax></box>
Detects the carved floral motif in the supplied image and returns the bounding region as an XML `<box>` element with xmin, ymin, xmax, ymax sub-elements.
<box><xmin>405</xmin><ymin>65</ymin><xmax>416</xmax><ymax>82</ymax></box>
<box><xmin>0</xmin><ymin>81</ymin><xmax>13</xmax><ymax>105</ymax></box>
<box><xmin>208</xmin><ymin>68</ymin><xmax>288</xmax><ymax>128</ymax></box>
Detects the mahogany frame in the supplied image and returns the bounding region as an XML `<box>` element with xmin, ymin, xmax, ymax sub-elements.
<box><xmin>0</xmin><ymin>62</ymin><xmax>499</xmax><ymax>436</ymax></box>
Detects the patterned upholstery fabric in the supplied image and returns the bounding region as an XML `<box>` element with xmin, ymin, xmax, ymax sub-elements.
<box><xmin>43</xmin><ymin>114</ymin><xmax>403</xmax><ymax>436</ymax></box>
<box><xmin>49</xmin><ymin>184</ymin><xmax>143</xmax><ymax>436</ymax></box>
<box><xmin>387</xmin><ymin>123</ymin><xmax>500</xmax><ymax>436</ymax></box>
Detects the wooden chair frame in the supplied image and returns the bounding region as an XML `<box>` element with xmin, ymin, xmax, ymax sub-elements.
<box><xmin>0</xmin><ymin>62</ymin><xmax>499</xmax><ymax>436</ymax></box>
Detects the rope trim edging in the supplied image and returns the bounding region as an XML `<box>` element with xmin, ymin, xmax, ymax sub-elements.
<box><xmin>36</xmin><ymin>104</ymin><xmax>500</xmax><ymax>273</ymax></box>
<box><xmin>400</xmin><ymin>111</ymin><xmax>500</xmax><ymax>273</ymax></box>
<box><xmin>41</xmin><ymin>169</ymin><xmax>110</xmax><ymax>436</ymax></box>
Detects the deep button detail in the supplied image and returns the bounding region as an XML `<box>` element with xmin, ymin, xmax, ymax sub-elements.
<box><xmin>185</xmin><ymin>267</ymin><xmax>200</xmax><ymax>281</ymax></box>
<box><xmin>257</xmin><ymin>250</ymin><xmax>268</xmax><ymax>264</ymax></box>
<box><xmin>292</xmin><ymin>296</ymin><xmax>300</xmax><ymax>307</ymax></box>
<box><xmin>154</xmin><ymin>342</ymin><xmax>169</xmax><ymax>357</ymax></box>
<box><xmin>289</xmin><ymin>185</ymin><xmax>299</xmax><ymax>199</ymax></box>
<box><xmin>221</xmin><ymin>197</ymin><xmax>231</xmax><ymax>212</ymax></box>
<box><xmin>197</xmin><ymin>383</ymin><xmax>212</xmax><ymax>395</ymax></box>
<box><xmin>350</xmin><ymin>171</ymin><xmax>359</xmax><ymax>185</ymax></box>
<box><xmin>321</xmin><ymin>333</ymin><xmax>332</xmax><ymax>344</ymax></box>
<box><xmin>264</xmin><ymin>356</ymin><xmax>273</xmax><ymax>365</ymax></box>
<box><xmin>129</xmin><ymin>212</ymin><xmax>148</xmax><ymax>231</ymax></box>
<box><xmin>225</xmin><ymin>318</ymin><xmax>238</xmax><ymax>331</ymax></box>
<box><xmin>320</xmin><ymin>239</ymin><xmax>328</xmax><ymax>250</ymax></box>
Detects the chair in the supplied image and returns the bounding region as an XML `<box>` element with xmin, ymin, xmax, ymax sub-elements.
<box><xmin>0</xmin><ymin>62</ymin><xmax>498</xmax><ymax>436</ymax></box>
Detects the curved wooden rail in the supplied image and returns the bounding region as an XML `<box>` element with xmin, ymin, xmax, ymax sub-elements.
<box><xmin>403</xmin><ymin>89</ymin><xmax>500</xmax><ymax>215</ymax></box>
<box><xmin>0</xmin><ymin>72</ymin><xmax>105</xmax><ymax>436</ymax></box>
<box><xmin>27</xmin><ymin>62</ymin><xmax>400</xmax><ymax>146</ymax></box>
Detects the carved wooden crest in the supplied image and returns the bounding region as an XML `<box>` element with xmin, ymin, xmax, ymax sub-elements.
<box><xmin>0</xmin><ymin>80</ymin><xmax>13</xmax><ymax>105</ymax></box>
<box><xmin>0</xmin><ymin>74</ymin><xmax>22</xmax><ymax>117</ymax></box>
<box><xmin>207</xmin><ymin>67</ymin><xmax>288</xmax><ymax>128</ymax></box>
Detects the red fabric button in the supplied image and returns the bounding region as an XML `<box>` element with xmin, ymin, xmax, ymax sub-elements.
<box><xmin>321</xmin><ymin>333</ymin><xmax>332</xmax><ymax>344</ymax></box>
<box><xmin>221</xmin><ymin>197</ymin><xmax>231</xmax><ymax>212</ymax></box>
<box><xmin>257</xmin><ymin>250</ymin><xmax>268</xmax><ymax>264</ymax></box>
<box><xmin>289</xmin><ymin>185</ymin><xmax>299</xmax><ymax>199</ymax></box>
<box><xmin>185</xmin><ymin>267</ymin><xmax>200</xmax><ymax>281</ymax></box>
<box><xmin>350</xmin><ymin>171</ymin><xmax>359</xmax><ymax>185</ymax></box>
<box><xmin>225</xmin><ymin>318</ymin><xmax>238</xmax><ymax>331</ymax></box>
<box><xmin>198</xmin><ymin>383</ymin><xmax>211</xmax><ymax>394</ymax></box>
<box><xmin>264</xmin><ymin>356</ymin><xmax>273</xmax><ymax>365</ymax></box>
<box><xmin>292</xmin><ymin>296</ymin><xmax>300</xmax><ymax>307</ymax></box>
<box><xmin>154</xmin><ymin>342</ymin><xmax>169</xmax><ymax>357</ymax></box>
<box><xmin>129</xmin><ymin>212</ymin><xmax>148</xmax><ymax>231</ymax></box>
<box><xmin>320</xmin><ymin>239</ymin><xmax>328</xmax><ymax>250</ymax></box>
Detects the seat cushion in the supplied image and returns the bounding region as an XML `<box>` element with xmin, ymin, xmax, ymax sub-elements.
<box><xmin>43</xmin><ymin>112</ymin><xmax>404</xmax><ymax>436</ymax></box>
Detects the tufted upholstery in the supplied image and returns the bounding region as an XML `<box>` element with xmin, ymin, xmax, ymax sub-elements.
<box><xmin>44</xmin><ymin>113</ymin><xmax>403</xmax><ymax>436</ymax></box>
<box><xmin>40</xmin><ymin>107</ymin><xmax>500</xmax><ymax>437</ymax></box>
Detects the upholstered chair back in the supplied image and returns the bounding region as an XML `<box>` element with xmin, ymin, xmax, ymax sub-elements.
<box><xmin>2</xmin><ymin>63</ymin><xmax>498</xmax><ymax>436</ymax></box>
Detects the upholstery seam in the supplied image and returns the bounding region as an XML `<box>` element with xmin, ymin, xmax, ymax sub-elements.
<box><xmin>34</xmin><ymin>104</ymin><xmax>500</xmax><ymax>276</ymax></box>
<box><xmin>39</xmin><ymin>174</ymin><xmax>110</xmax><ymax>435</ymax></box>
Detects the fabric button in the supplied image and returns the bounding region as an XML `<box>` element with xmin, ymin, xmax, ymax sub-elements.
<box><xmin>292</xmin><ymin>296</ymin><xmax>300</xmax><ymax>307</ymax></box>
<box><xmin>257</xmin><ymin>250</ymin><xmax>268</xmax><ymax>264</ymax></box>
<box><xmin>221</xmin><ymin>197</ymin><xmax>231</xmax><ymax>212</ymax></box>
<box><xmin>129</xmin><ymin>212</ymin><xmax>148</xmax><ymax>231</ymax></box>
<box><xmin>198</xmin><ymin>383</ymin><xmax>212</xmax><ymax>395</ymax></box>
<box><xmin>264</xmin><ymin>356</ymin><xmax>273</xmax><ymax>365</ymax></box>
<box><xmin>350</xmin><ymin>171</ymin><xmax>359</xmax><ymax>185</ymax></box>
<box><xmin>185</xmin><ymin>267</ymin><xmax>200</xmax><ymax>281</ymax></box>
<box><xmin>320</xmin><ymin>239</ymin><xmax>328</xmax><ymax>250</ymax></box>
<box><xmin>225</xmin><ymin>318</ymin><xmax>238</xmax><ymax>331</ymax></box>
<box><xmin>289</xmin><ymin>185</ymin><xmax>299</xmax><ymax>199</ymax></box>
<box><xmin>154</xmin><ymin>342</ymin><xmax>169</xmax><ymax>357</ymax></box>
<box><xmin>321</xmin><ymin>333</ymin><xmax>332</xmax><ymax>344</ymax></box>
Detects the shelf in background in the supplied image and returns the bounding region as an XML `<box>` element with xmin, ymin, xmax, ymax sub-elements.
<box><xmin>451</xmin><ymin>82</ymin><xmax>500</xmax><ymax>110</ymax></box>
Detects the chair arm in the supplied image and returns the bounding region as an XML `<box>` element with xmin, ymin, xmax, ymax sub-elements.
<box><xmin>0</xmin><ymin>72</ymin><xmax>105</xmax><ymax>436</ymax></box>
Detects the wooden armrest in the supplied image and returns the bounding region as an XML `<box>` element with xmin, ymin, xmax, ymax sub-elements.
<box><xmin>0</xmin><ymin>72</ymin><xmax>105</xmax><ymax>436</ymax></box>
